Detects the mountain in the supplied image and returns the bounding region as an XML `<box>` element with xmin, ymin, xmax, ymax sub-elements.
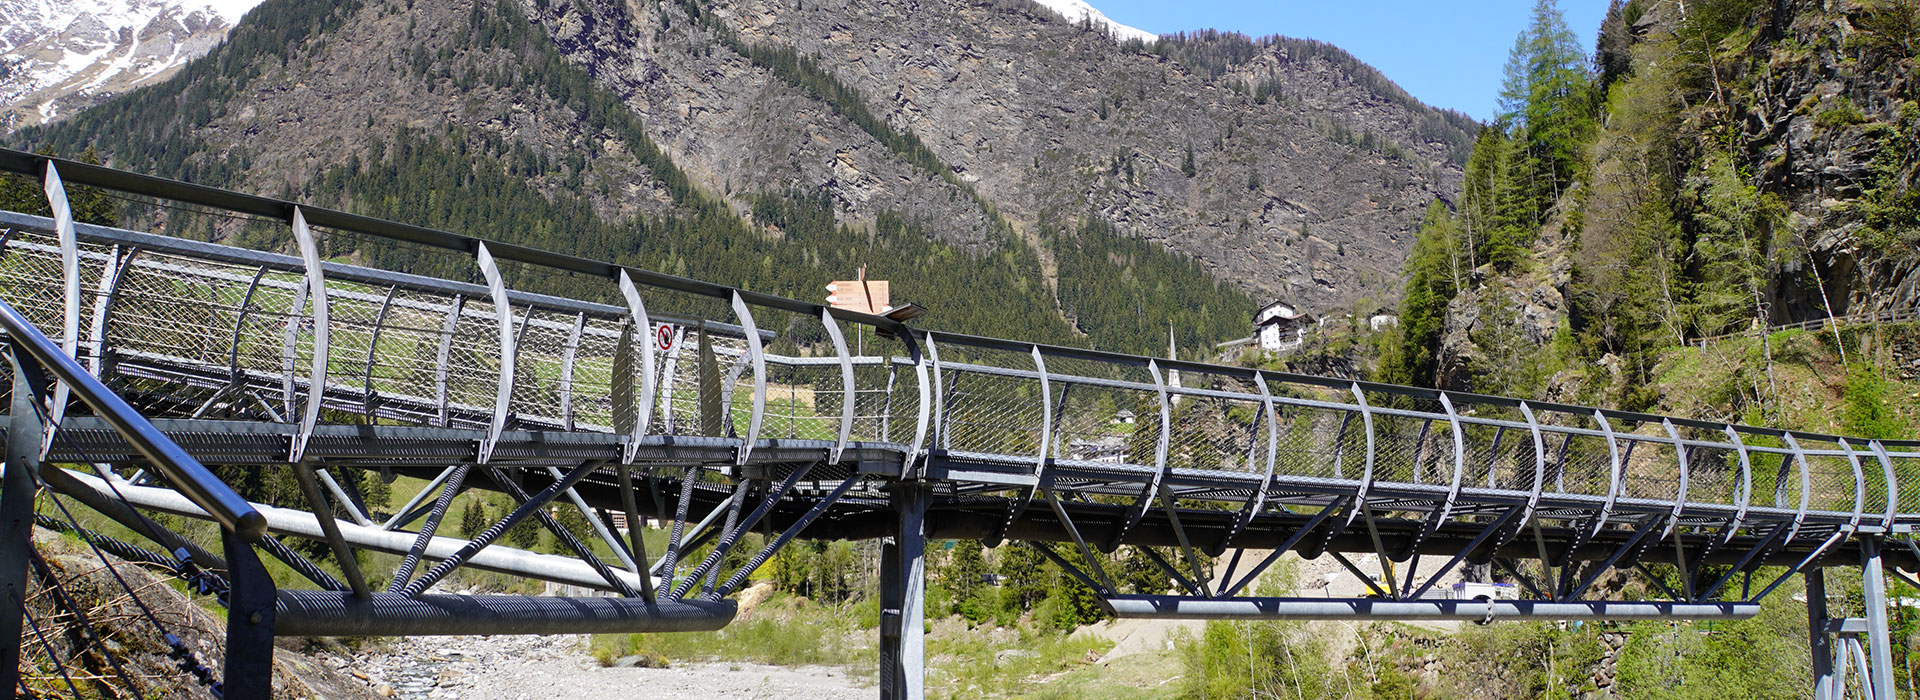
<box><xmin>7</xmin><ymin>0</ymin><xmax>1477</xmax><ymax>354</ymax></box>
<box><xmin>0</xmin><ymin>0</ymin><xmax>262</xmax><ymax>131</ymax></box>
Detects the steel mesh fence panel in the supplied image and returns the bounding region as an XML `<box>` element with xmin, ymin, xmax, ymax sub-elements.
<box><xmin>1853</xmin><ymin>442</ymin><xmax>1894</xmax><ymax>520</ymax></box>
<box><xmin>113</xmin><ymin>250</ymin><xmax>243</xmax><ymax>374</ymax></box>
<box><xmin>1620</xmin><ymin>432</ymin><xmax>1681</xmax><ymax>503</ymax></box>
<box><xmin>943</xmin><ymin>370</ymin><xmax>1042</xmax><ymax>457</ymax></box>
<box><xmin>865</xmin><ymin>357</ymin><xmax>915</xmax><ymax>446</ymax></box>
<box><xmin>1041</xmin><ymin>355</ymin><xmax>1153</xmax><ymax>469</ymax></box>
<box><xmin>0</xmin><ymin>234</ymin><xmax>77</xmax><ymax>338</ymax></box>
<box><xmin>937</xmin><ymin>346</ymin><xmax>1044</xmax><ymax>458</ymax></box>
<box><xmin>319</xmin><ymin>277</ymin><xmax>388</xmax><ymax>405</ymax></box>
<box><xmin>763</xmin><ymin>360</ymin><xmax>840</xmax><ymax>441</ymax></box>
<box><xmin>509</xmin><ymin>308</ymin><xmax>575</xmax><ymax>428</ymax></box>
<box><xmin>363</xmin><ymin>290</ymin><xmax>459</xmax><ymax>424</ymax></box>
<box><xmin>444</xmin><ymin>300</ymin><xmax>505</xmax><ymax>428</ymax></box>
<box><xmin>1271</xmin><ymin>402</ymin><xmax>1345</xmax><ymax>482</ymax></box>
<box><xmin>565</xmin><ymin>317</ymin><xmax>622</xmax><ymax>433</ymax></box>
<box><xmin>1800</xmin><ymin>441</ymin><xmax>1858</xmax><ymax>515</ymax></box>
<box><xmin>1456</xmin><ymin>421</ymin><xmax>1503</xmax><ymax>491</ymax></box>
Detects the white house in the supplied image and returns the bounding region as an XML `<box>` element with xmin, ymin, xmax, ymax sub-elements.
<box><xmin>1066</xmin><ymin>436</ymin><xmax>1128</xmax><ymax>464</ymax></box>
<box><xmin>1254</xmin><ymin>300</ymin><xmax>1314</xmax><ymax>352</ymax></box>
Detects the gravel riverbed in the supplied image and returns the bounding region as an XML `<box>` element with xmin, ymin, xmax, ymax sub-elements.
<box><xmin>334</xmin><ymin>633</ymin><xmax>869</xmax><ymax>699</ymax></box>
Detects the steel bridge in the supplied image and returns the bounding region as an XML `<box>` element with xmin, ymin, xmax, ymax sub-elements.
<box><xmin>0</xmin><ymin>147</ymin><xmax>1915</xmax><ymax>699</ymax></box>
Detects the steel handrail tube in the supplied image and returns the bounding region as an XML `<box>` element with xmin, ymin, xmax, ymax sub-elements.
<box><xmin>0</xmin><ymin>296</ymin><xmax>266</xmax><ymax>540</ymax></box>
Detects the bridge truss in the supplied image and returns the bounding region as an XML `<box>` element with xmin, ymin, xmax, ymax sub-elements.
<box><xmin>0</xmin><ymin>148</ymin><xmax>1916</xmax><ymax>698</ymax></box>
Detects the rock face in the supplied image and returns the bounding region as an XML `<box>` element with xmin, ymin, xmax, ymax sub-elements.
<box><xmin>0</xmin><ymin>0</ymin><xmax>253</xmax><ymax>131</ymax></box>
<box><xmin>10</xmin><ymin>0</ymin><xmax>1474</xmax><ymax>315</ymax></box>
<box><xmin>1724</xmin><ymin>0</ymin><xmax>1920</xmax><ymax>318</ymax></box>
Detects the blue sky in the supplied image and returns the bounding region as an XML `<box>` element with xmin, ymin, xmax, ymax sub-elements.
<box><xmin>1092</xmin><ymin>1</ymin><xmax>1608</xmax><ymax>121</ymax></box>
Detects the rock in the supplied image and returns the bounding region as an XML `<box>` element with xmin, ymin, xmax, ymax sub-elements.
<box><xmin>995</xmin><ymin>649</ymin><xmax>1039</xmax><ymax>664</ymax></box>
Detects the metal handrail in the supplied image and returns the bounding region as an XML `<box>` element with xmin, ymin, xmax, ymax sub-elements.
<box><xmin>1694</xmin><ymin>307</ymin><xmax>1919</xmax><ymax>346</ymax></box>
<box><xmin>0</xmin><ymin>296</ymin><xmax>266</xmax><ymax>540</ymax></box>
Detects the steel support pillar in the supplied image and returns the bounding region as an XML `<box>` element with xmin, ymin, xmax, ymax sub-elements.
<box><xmin>1808</xmin><ymin>569</ymin><xmax>1835</xmax><ymax>700</ymax></box>
<box><xmin>880</xmin><ymin>484</ymin><xmax>928</xmax><ymax>700</ymax></box>
<box><xmin>1861</xmin><ymin>539</ymin><xmax>1896</xmax><ymax>700</ymax></box>
<box><xmin>0</xmin><ymin>351</ymin><xmax>42</xmax><ymax>700</ymax></box>
<box><xmin>222</xmin><ymin>528</ymin><xmax>277</xmax><ymax>699</ymax></box>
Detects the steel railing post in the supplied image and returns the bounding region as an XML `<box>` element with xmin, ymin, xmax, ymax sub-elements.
<box><xmin>617</xmin><ymin>271</ymin><xmax>658</xmax><ymax>462</ymax></box>
<box><xmin>821</xmin><ymin>308</ymin><xmax>854</xmax><ymax>463</ymax></box>
<box><xmin>558</xmin><ymin>312</ymin><xmax>585</xmax><ymax>431</ymax></box>
<box><xmin>730</xmin><ymin>292</ymin><xmax>765</xmax><ymax>464</ymax></box>
<box><xmin>39</xmin><ymin>162</ymin><xmax>77</xmax><ymax>453</ymax></box>
<box><xmin>476</xmin><ymin>243</ymin><xmax>514</xmax><ymax>464</ymax></box>
<box><xmin>289</xmin><ymin>207</ymin><xmax>329</xmax><ymax>462</ymax></box>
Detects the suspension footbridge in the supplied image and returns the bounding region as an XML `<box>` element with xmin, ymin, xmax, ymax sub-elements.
<box><xmin>0</xmin><ymin>147</ymin><xmax>1914</xmax><ymax>699</ymax></box>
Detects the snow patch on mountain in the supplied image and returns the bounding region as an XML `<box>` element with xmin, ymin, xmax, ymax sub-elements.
<box><xmin>1030</xmin><ymin>0</ymin><xmax>1156</xmax><ymax>45</ymax></box>
<box><xmin>1</xmin><ymin>0</ymin><xmax>264</xmax><ymax>131</ymax></box>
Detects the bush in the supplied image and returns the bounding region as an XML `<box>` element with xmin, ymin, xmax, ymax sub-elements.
<box><xmin>1815</xmin><ymin>99</ymin><xmax>1868</xmax><ymax>130</ymax></box>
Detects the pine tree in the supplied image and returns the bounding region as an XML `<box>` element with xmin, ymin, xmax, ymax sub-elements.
<box><xmin>946</xmin><ymin>540</ymin><xmax>991</xmax><ymax>619</ymax></box>
<box><xmin>507</xmin><ymin>511</ymin><xmax>541</xmax><ymax>549</ymax></box>
<box><xmin>1596</xmin><ymin>0</ymin><xmax>1633</xmax><ymax>93</ymax></box>
<box><xmin>458</xmin><ymin>500</ymin><xmax>487</xmax><ymax>538</ymax></box>
<box><xmin>1377</xmin><ymin>201</ymin><xmax>1461</xmax><ymax>387</ymax></box>
<box><xmin>1496</xmin><ymin>0</ymin><xmax>1596</xmax><ymax>232</ymax></box>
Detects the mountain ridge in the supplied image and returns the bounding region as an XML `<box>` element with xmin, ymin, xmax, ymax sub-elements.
<box><xmin>0</xmin><ymin>0</ymin><xmax>263</xmax><ymax>130</ymax></box>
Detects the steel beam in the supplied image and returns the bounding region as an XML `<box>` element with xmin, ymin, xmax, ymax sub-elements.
<box><xmin>0</xmin><ymin>351</ymin><xmax>42</xmax><ymax>697</ymax></box>
<box><xmin>898</xmin><ymin>331</ymin><xmax>932</xmax><ymax>464</ymax></box>
<box><xmin>226</xmin><ymin>266</ymin><xmax>269</xmax><ymax>382</ymax></box>
<box><xmin>1105</xmin><ymin>597</ymin><xmax>1761</xmax><ymax>621</ymax></box>
<box><xmin>291</xmin><ymin>461</ymin><xmax>370</xmax><ymax>598</ymax></box>
<box><xmin>360</xmin><ymin>285</ymin><xmax>399</xmax><ymax>420</ymax></box>
<box><xmin>1658</xmin><ymin>419</ymin><xmax>1690</xmax><ymax>539</ymax></box>
<box><xmin>432</xmin><ymin>294</ymin><xmax>465</xmax><ymax>427</ymax></box>
<box><xmin>1809</xmin><ymin>569</ymin><xmax>1836</xmax><ymax>700</ymax></box>
<box><xmin>274</xmin><ymin>592</ymin><xmax>734</xmax><ymax>637</ymax></box>
<box><xmin>58</xmin><ymin>468</ymin><xmax>653</xmax><ymax>592</ymax></box>
<box><xmin>83</xmin><ymin>246</ymin><xmax>133</xmax><ymax>377</ymax></box>
<box><xmin>558</xmin><ymin>312</ymin><xmax>585</xmax><ymax>431</ymax></box>
<box><xmin>1347</xmin><ymin>383</ymin><xmax>1377</xmax><ymax>528</ymax></box>
<box><xmin>1861</xmin><ymin>538</ymin><xmax>1896</xmax><ymax>700</ymax></box>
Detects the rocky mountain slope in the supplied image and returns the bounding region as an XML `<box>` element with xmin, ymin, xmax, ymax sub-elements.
<box><xmin>1386</xmin><ymin>0</ymin><xmax>1919</xmax><ymax>404</ymax></box>
<box><xmin>550</xmin><ymin>0</ymin><xmax>1472</xmax><ymax>308</ymax></box>
<box><xmin>0</xmin><ymin>0</ymin><xmax>259</xmax><ymax>131</ymax></box>
<box><xmin>8</xmin><ymin>0</ymin><xmax>1476</xmax><ymax>353</ymax></box>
